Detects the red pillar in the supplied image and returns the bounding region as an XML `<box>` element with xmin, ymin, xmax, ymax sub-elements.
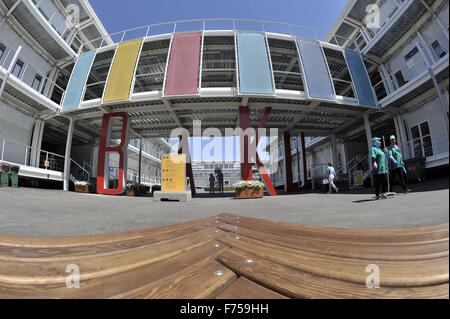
<box><xmin>178</xmin><ymin>135</ymin><xmax>196</xmax><ymax>196</ymax></box>
<box><xmin>283</xmin><ymin>131</ymin><xmax>295</xmax><ymax>192</ymax></box>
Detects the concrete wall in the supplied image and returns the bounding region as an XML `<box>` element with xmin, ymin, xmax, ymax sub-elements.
<box><xmin>0</xmin><ymin>100</ymin><xmax>34</xmax><ymax>164</ymax></box>
<box><xmin>401</xmin><ymin>96</ymin><xmax>449</xmax><ymax>167</ymax></box>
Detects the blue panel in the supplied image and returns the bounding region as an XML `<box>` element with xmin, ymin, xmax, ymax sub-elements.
<box><xmin>236</xmin><ymin>32</ymin><xmax>274</xmax><ymax>95</ymax></box>
<box><xmin>62</xmin><ymin>51</ymin><xmax>96</xmax><ymax>110</ymax></box>
<box><xmin>344</xmin><ymin>49</ymin><xmax>378</xmax><ymax>107</ymax></box>
<box><xmin>296</xmin><ymin>38</ymin><xmax>335</xmax><ymax>100</ymax></box>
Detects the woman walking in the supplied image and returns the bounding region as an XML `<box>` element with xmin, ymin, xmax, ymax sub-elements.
<box><xmin>327</xmin><ymin>162</ymin><xmax>339</xmax><ymax>194</ymax></box>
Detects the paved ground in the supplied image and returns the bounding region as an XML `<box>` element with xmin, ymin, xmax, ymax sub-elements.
<box><xmin>0</xmin><ymin>178</ymin><xmax>448</xmax><ymax>237</ymax></box>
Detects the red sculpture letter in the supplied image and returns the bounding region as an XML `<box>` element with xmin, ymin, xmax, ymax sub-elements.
<box><xmin>97</xmin><ymin>112</ymin><xmax>129</xmax><ymax>195</ymax></box>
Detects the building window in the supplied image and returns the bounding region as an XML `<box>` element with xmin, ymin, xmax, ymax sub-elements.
<box><xmin>31</xmin><ymin>74</ymin><xmax>43</xmax><ymax>91</ymax></box>
<box><xmin>410</xmin><ymin>121</ymin><xmax>433</xmax><ymax>158</ymax></box>
<box><xmin>394</xmin><ymin>70</ymin><xmax>407</xmax><ymax>87</ymax></box>
<box><xmin>0</xmin><ymin>43</ymin><xmax>6</xmax><ymax>61</ymax></box>
<box><xmin>12</xmin><ymin>59</ymin><xmax>24</xmax><ymax>77</ymax></box>
<box><xmin>431</xmin><ymin>40</ymin><xmax>447</xmax><ymax>59</ymax></box>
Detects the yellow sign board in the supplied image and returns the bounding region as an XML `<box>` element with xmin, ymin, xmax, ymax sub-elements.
<box><xmin>161</xmin><ymin>154</ymin><xmax>186</xmax><ymax>192</ymax></box>
<box><xmin>354</xmin><ymin>170</ymin><xmax>364</xmax><ymax>187</ymax></box>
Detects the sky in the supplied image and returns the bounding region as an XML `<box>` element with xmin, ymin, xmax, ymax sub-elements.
<box><xmin>89</xmin><ymin>0</ymin><xmax>348</xmax><ymax>40</ymax></box>
<box><xmin>88</xmin><ymin>0</ymin><xmax>349</xmax><ymax>161</ymax></box>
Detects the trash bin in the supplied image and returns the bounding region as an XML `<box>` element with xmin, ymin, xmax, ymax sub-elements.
<box><xmin>10</xmin><ymin>166</ymin><xmax>20</xmax><ymax>188</ymax></box>
<box><xmin>404</xmin><ymin>157</ymin><xmax>426</xmax><ymax>182</ymax></box>
<box><xmin>0</xmin><ymin>164</ymin><xmax>11</xmax><ymax>187</ymax></box>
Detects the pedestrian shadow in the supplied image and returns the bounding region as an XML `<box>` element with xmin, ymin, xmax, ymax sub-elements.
<box><xmin>352</xmin><ymin>199</ymin><xmax>378</xmax><ymax>203</ymax></box>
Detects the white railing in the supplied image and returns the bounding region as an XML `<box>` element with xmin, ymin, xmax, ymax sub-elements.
<box><xmin>0</xmin><ymin>136</ymin><xmax>65</xmax><ymax>171</ymax></box>
<box><xmin>373</xmin><ymin>35</ymin><xmax>448</xmax><ymax>102</ymax></box>
<box><xmin>0</xmin><ymin>42</ymin><xmax>66</xmax><ymax>105</ymax></box>
<box><xmin>78</xmin><ymin>18</ymin><xmax>347</xmax><ymax>53</ymax></box>
<box><xmin>32</xmin><ymin>0</ymin><xmax>72</xmax><ymax>42</ymax></box>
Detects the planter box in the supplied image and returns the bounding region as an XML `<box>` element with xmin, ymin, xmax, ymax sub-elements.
<box><xmin>127</xmin><ymin>189</ymin><xmax>137</xmax><ymax>197</ymax></box>
<box><xmin>235</xmin><ymin>188</ymin><xmax>264</xmax><ymax>199</ymax></box>
<box><xmin>127</xmin><ymin>189</ymin><xmax>147</xmax><ymax>197</ymax></box>
<box><xmin>75</xmin><ymin>185</ymin><xmax>90</xmax><ymax>193</ymax></box>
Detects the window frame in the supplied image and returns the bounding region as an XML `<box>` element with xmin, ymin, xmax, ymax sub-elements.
<box><xmin>31</xmin><ymin>74</ymin><xmax>43</xmax><ymax>91</ymax></box>
<box><xmin>12</xmin><ymin>59</ymin><xmax>25</xmax><ymax>78</ymax></box>
<box><xmin>0</xmin><ymin>43</ymin><xmax>6</xmax><ymax>61</ymax></box>
<box><xmin>409</xmin><ymin>120</ymin><xmax>434</xmax><ymax>159</ymax></box>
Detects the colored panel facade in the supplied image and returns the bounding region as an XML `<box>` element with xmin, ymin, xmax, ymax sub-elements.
<box><xmin>164</xmin><ymin>32</ymin><xmax>202</xmax><ymax>96</ymax></box>
<box><xmin>62</xmin><ymin>51</ymin><xmax>96</xmax><ymax>110</ymax></box>
<box><xmin>296</xmin><ymin>38</ymin><xmax>335</xmax><ymax>100</ymax></box>
<box><xmin>236</xmin><ymin>32</ymin><xmax>274</xmax><ymax>95</ymax></box>
<box><xmin>103</xmin><ymin>39</ymin><xmax>142</xmax><ymax>103</ymax></box>
<box><xmin>344</xmin><ymin>49</ymin><xmax>378</xmax><ymax>107</ymax></box>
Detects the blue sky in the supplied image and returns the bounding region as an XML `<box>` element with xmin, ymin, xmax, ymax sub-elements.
<box><xmin>90</xmin><ymin>0</ymin><xmax>348</xmax><ymax>39</ymax></box>
<box><xmin>89</xmin><ymin>0</ymin><xmax>349</xmax><ymax>161</ymax></box>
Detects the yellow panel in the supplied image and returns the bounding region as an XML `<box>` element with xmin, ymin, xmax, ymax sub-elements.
<box><xmin>161</xmin><ymin>154</ymin><xmax>186</xmax><ymax>193</ymax></box>
<box><xmin>103</xmin><ymin>39</ymin><xmax>142</xmax><ymax>103</ymax></box>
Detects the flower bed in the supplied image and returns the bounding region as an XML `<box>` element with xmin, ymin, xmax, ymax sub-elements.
<box><xmin>233</xmin><ymin>180</ymin><xmax>265</xmax><ymax>199</ymax></box>
<box><xmin>74</xmin><ymin>181</ymin><xmax>90</xmax><ymax>193</ymax></box>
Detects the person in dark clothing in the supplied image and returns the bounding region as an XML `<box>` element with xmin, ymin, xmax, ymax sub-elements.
<box><xmin>217</xmin><ymin>171</ymin><xmax>224</xmax><ymax>194</ymax></box>
<box><xmin>388</xmin><ymin>135</ymin><xmax>410</xmax><ymax>194</ymax></box>
<box><xmin>209</xmin><ymin>173</ymin><xmax>216</xmax><ymax>195</ymax></box>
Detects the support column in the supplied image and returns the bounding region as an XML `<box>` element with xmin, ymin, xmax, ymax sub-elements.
<box><xmin>331</xmin><ymin>134</ymin><xmax>339</xmax><ymax>175</ymax></box>
<box><xmin>63</xmin><ymin>118</ymin><xmax>75</xmax><ymax>192</ymax></box>
<box><xmin>300</xmin><ymin>133</ymin><xmax>307</xmax><ymax>189</ymax></box>
<box><xmin>416</xmin><ymin>39</ymin><xmax>449</xmax><ymax>135</ymax></box>
<box><xmin>138</xmin><ymin>139</ymin><xmax>142</xmax><ymax>185</ymax></box>
<box><xmin>283</xmin><ymin>131</ymin><xmax>295</xmax><ymax>192</ymax></box>
<box><xmin>393</xmin><ymin>116</ymin><xmax>403</xmax><ymax>153</ymax></box>
<box><xmin>239</xmin><ymin>106</ymin><xmax>253</xmax><ymax>181</ymax></box>
<box><xmin>396</xmin><ymin>115</ymin><xmax>410</xmax><ymax>159</ymax></box>
<box><xmin>178</xmin><ymin>135</ymin><xmax>196</xmax><ymax>196</ymax></box>
<box><xmin>30</xmin><ymin>119</ymin><xmax>45</xmax><ymax>167</ymax></box>
<box><xmin>363</xmin><ymin>114</ymin><xmax>373</xmax><ymax>186</ymax></box>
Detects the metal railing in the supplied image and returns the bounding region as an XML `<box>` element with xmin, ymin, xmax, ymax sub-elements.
<box><xmin>0</xmin><ymin>136</ymin><xmax>65</xmax><ymax>171</ymax></box>
<box><xmin>70</xmin><ymin>159</ymin><xmax>90</xmax><ymax>182</ymax></box>
<box><xmin>32</xmin><ymin>0</ymin><xmax>72</xmax><ymax>42</ymax></box>
<box><xmin>78</xmin><ymin>18</ymin><xmax>347</xmax><ymax>53</ymax></box>
<box><xmin>372</xmin><ymin>24</ymin><xmax>449</xmax><ymax>102</ymax></box>
<box><xmin>0</xmin><ymin>42</ymin><xmax>66</xmax><ymax>105</ymax></box>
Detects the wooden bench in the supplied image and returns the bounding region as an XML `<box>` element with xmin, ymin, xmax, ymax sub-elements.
<box><xmin>0</xmin><ymin>214</ymin><xmax>447</xmax><ymax>299</ymax></box>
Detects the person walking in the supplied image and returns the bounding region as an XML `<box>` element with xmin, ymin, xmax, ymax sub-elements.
<box><xmin>388</xmin><ymin>135</ymin><xmax>410</xmax><ymax>194</ymax></box>
<box><xmin>371</xmin><ymin>137</ymin><xmax>388</xmax><ymax>200</ymax></box>
<box><xmin>209</xmin><ymin>173</ymin><xmax>216</xmax><ymax>195</ymax></box>
<box><xmin>327</xmin><ymin>162</ymin><xmax>339</xmax><ymax>194</ymax></box>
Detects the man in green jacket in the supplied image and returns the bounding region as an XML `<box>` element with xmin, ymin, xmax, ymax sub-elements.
<box><xmin>388</xmin><ymin>135</ymin><xmax>410</xmax><ymax>194</ymax></box>
<box><xmin>371</xmin><ymin>137</ymin><xmax>388</xmax><ymax>200</ymax></box>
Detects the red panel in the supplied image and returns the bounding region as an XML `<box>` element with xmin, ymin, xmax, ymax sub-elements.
<box><xmin>97</xmin><ymin>113</ymin><xmax>129</xmax><ymax>196</ymax></box>
<box><xmin>165</xmin><ymin>32</ymin><xmax>202</xmax><ymax>96</ymax></box>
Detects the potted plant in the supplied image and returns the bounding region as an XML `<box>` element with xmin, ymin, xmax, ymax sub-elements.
<box><xmin>233</xmin><ymin>180</ymin><xmax>265</xmax><ymax>199</ymax></box>
<box><xmin>126</xmin><ymin>183</ymin><xmax>149</xmax><ymax>197</ymax></box>
<box><xmin>74</xmin><ymin>181</ymin><xmax>90</xmax><ymax>193</ymax></box>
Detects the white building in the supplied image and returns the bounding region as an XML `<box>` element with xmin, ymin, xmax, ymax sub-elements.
<box><xmin>271</xmin><ymin>0</ymin><xmax>449</xmax><ymax>189</ymax></box>
<box><xmin>0</xmin><ymin>0</ymin><xmax>169</xmax><ymax>188</ymax></box>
